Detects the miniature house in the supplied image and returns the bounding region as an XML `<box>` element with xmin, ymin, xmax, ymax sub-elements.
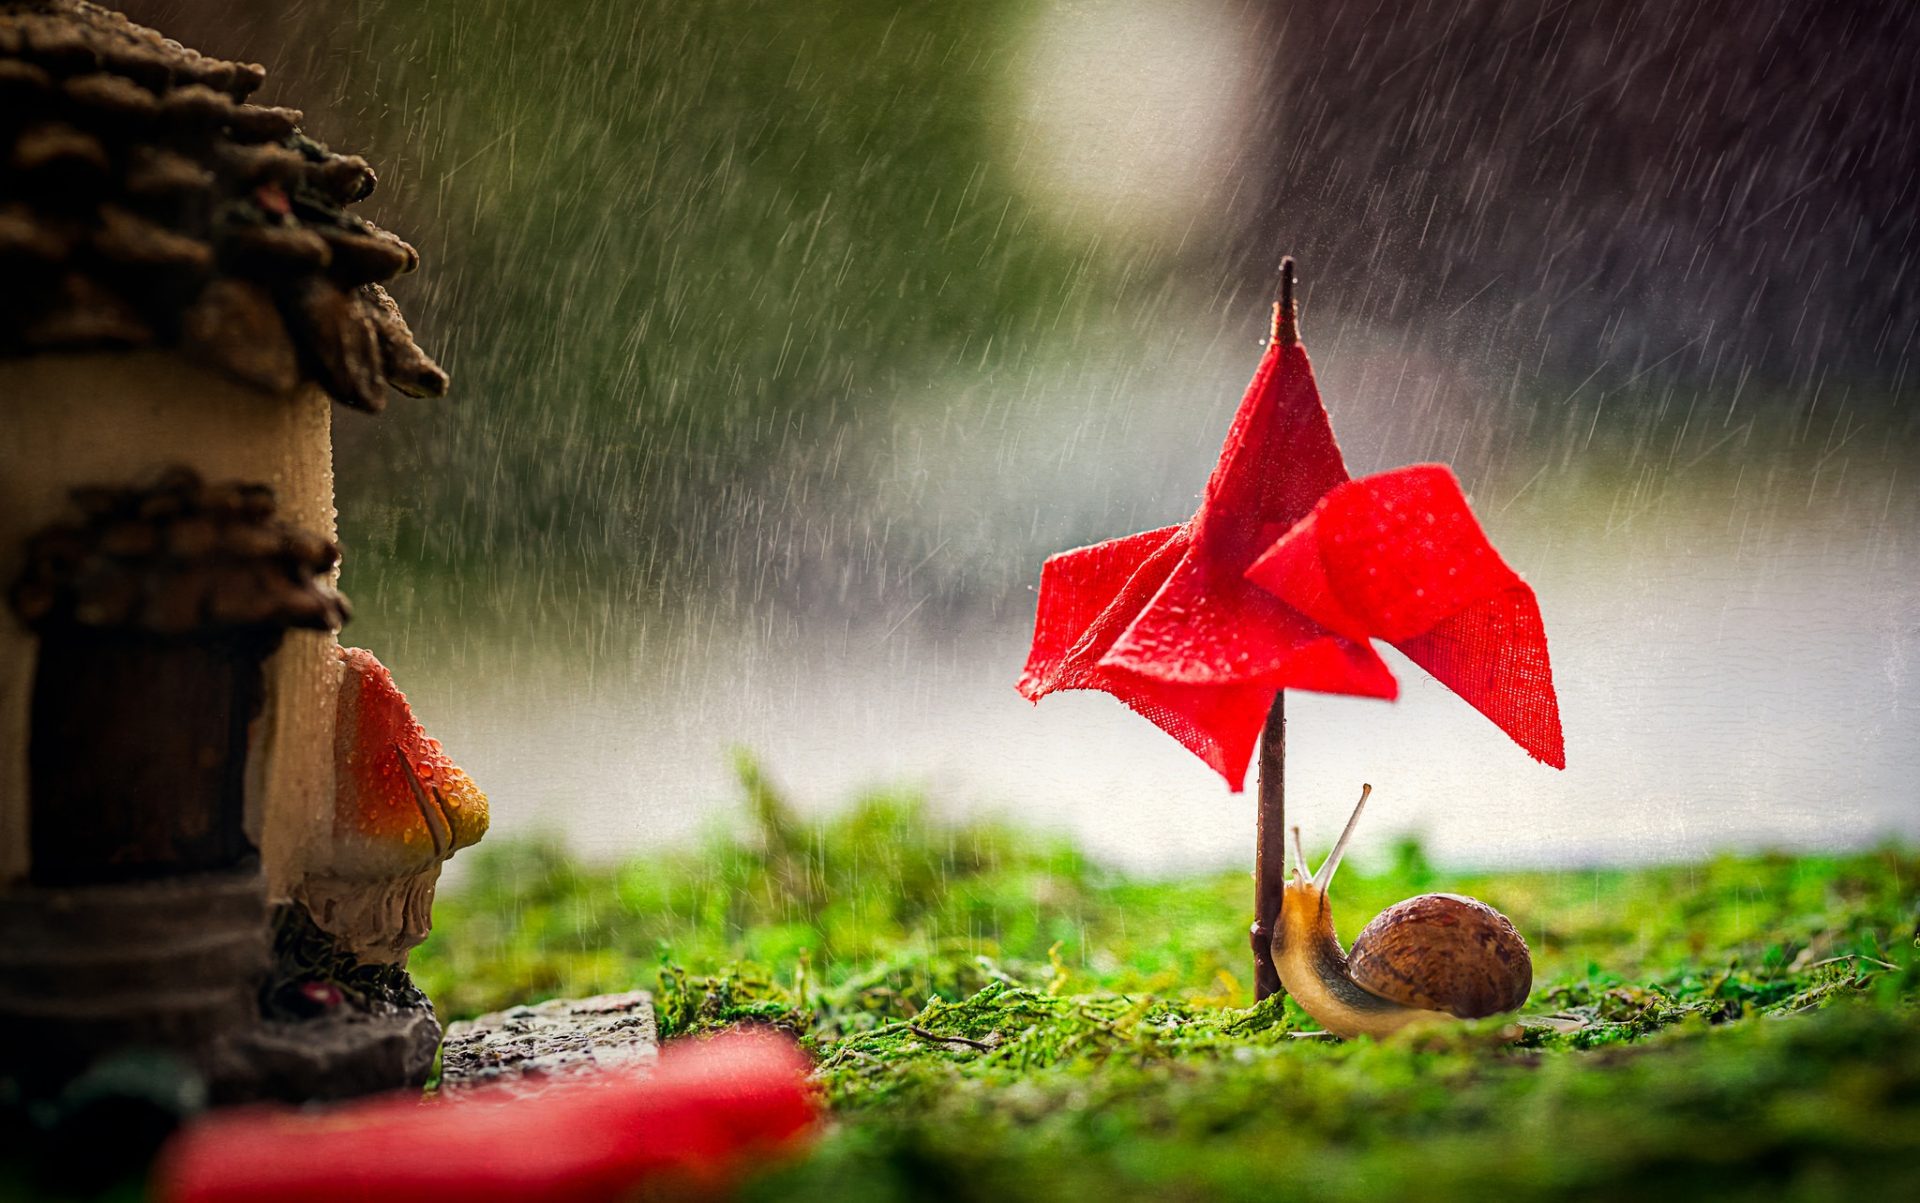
<box><xmin>0</xmin><ymin>1</ymin><xmax>485</xmax><ymax>1099</ymax></box>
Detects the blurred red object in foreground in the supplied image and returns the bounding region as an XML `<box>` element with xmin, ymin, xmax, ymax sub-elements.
<box><xmin>151</xmin><ymin>1030</ymin><xmax>817</xmax><ymax>1203</ymax></box>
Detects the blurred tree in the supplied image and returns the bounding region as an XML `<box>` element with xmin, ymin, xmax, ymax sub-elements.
<box><xmin>120</xmin><ymin>0</ymin><xmax>1149</xmax><ymax>611</ymax></box>
<box><xmin>114</xmin><ymin>0</ymin><xmax>1919</xmax><ymax>639</ymax></box>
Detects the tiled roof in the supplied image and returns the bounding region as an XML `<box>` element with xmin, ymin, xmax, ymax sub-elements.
<box><xmin>11</xmin><ymin>465</ymin><xmax>350</xmax><ymax>636</ymax></box>
<box><xmin>0</xmin><ymin>1</ymin><xmax>446</xmax><ymax>410</ymax></box>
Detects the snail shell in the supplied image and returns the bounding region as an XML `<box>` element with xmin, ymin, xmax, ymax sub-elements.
<box><xmin>1347</xmin><ymin>892</ymin><xmax>1532</xmax><ymax>1019</ymax></box>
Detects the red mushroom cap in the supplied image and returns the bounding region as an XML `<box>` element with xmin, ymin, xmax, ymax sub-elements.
<box><xmin>333</xmin><ymin>646</ymin><xmax>488</xmax><ymax>877</ymax></box>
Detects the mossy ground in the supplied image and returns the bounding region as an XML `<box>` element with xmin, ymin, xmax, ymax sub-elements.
<box><xmin>412</xmin><ymin>756</ymin><xmax>1920</xmax><ymax>1202</ymax></box>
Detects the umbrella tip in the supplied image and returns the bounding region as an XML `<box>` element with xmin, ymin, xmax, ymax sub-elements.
<box><xmin>1272</xmin><ymin>257</ymin><xmax>1299</xmax><ymax>348</ymax></box>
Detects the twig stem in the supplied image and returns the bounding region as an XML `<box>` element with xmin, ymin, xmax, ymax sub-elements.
<box><xmin>1251</xmin><ymin>691</ymin><xmax>1286</xmax><ymax>1001</ymax></box>
<box><xmin>1271</xmin><ymin>257</ymin><xmax>1299</xmax><ymax>347</ymax></box>
<box><xmin>1250</xmin><ymin>262</ymin><xmax>1300</xmax><ymax>1002</ymax></box>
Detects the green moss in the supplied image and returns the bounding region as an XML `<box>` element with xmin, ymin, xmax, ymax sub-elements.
<box><xmin>411</xmin><ymin>756</ymin><xmax>1920</xmax><ymax>1200</ymax></box>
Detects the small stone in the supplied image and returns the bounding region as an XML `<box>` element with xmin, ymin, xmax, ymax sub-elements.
<box><xmin>215</xmin><ymin>141</ymin><xmax>307</xmax><ymax>187</ymax></box>
<box><xmin>0</xmin><ymin>203</ymin><xmax>70</xmax><ymax>262</ymax></box>
<box><xmin>21</xmin><ymin>273</ymin><xmax>151</xmax><ymax>348</ymax></box>
<box><xmin>142</xmin><ymin>569</ymin><xmax>209</xmax><ymax>635</ymax></box>
<box><xmin>141</xmin><ymin>470</ymin><xmax>199</xmax><ymax>512</ymax></box>
<box><xmin>361</xmin><ymin>283</ymin><xmax>449</xmax><ymax>398</ymax></box>
<box><xmin>23</xmin><ymin>525</ymin><xmax>87</xmax><ymax>573</ymax></box>
<box><xmin>439</xmin><ymin>991</ymin><xmax>660</xmax><ymax>1099</ymax></box>
<box><xmin>206</xmin><ymin>564</ymin><xmax>278</xmax><ymax>627</ymax></box>
<box><xmin>97</xmin><ymin>520</ymin><xmax>158</xmax><ymax>558</ymax></box>
<box><xmin>282</xmin><ymin>529</ymin><xmax>337</xmax><ymax>572</ymax></box>
<box><xmin>227</xmin><ymin>104</ymin><xmax>302</xmax><ymax>142</ymax></box>
<box><xmin>166</xmin><ymin>516</ymin><xmax>218</xmax><ymax>559</ymax></box>
<box><xmin>216</xmin><ymin>520</ymin><xmax>281</xmax><ymax>559</ymax></box>
<box><xmin>96</xmin><ymin>44</ymin><xmax>173</xmax><ymax>92</ymax></box>
<box><xmin>316</xmin><ymin>224</ymin><xmax>415</xmax><ymax>285</ymax></box>
<box><xmin>219</xmin><ymin>223</ymin><xmax>331</xmax><ymax>275</ymax></box>
<box><xmin>93</xmin><ymin>205</ymin><xmax>214</xmax><ymax>271</ymax></box>
<box><xmin>181</xmin><ymin>279</ymin><xmax>300</xmax><ymax>394</ymax></box>
<box><xmin>16</xmin><ymin>17</ymin><xmax>95</xmax><ymax>73</ymax></box>
<box><xmin>63</xmin><ymin>73</ymin><xmax>160</xmax><ymax>127</ymax></box>
<box><xmin>160</xmin><ymin>82</ymin><xmax>236</xmax><ymax>126</ymax></box>
<box><xmin>70</xmin><ymin>564</ymin><xmax>140</xmax><ymax>627</ymax></box>
<box><xmin>173</xmin><ymin>55</ymin><xmax>266</xmax><ymax>101</ymax></box>
<box><xmin>10</xmin><ymin>579</ymin><xmax>57</xmax><ymax>624</ymax></box>
<box><xmin>231</xmin><ymin>483</ymin><xmax>277</xmax><ymax>520</ymax></box>
<box><xmin>123</xmin><ymin>148</ymin><xmax>215</xmax><ymax>201</ymax></box>
<box><xmin>0</xmin><ymin>59</ymin><xmax>55</xmax><ymax>104</ymax></box>
<box><xmin>12</xmin><ymin>122</ymin><xmax>110</xmax><ymax>179</ymax></box>
<box><xmin>67</xmin><ymin>488</ymin><xmax>119</xmax><ymax>519</ymax></box>
<box><xmin>308</xmin><ymin>153</ymin><xmax>376</xmax><ymax>204</ymax></box>
<box><xmin>285</xmin><ymin>277</ymin><xmax>384</xmax><ymax>411</ymax></box>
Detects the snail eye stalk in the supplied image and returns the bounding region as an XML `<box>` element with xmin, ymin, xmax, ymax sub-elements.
<box><xmin>1312</xmin><ymin>784</ymin><xmax>1372</xmax><ymax>893</ymax></box>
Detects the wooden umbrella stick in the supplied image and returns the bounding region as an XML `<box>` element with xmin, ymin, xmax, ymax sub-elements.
<box><xmin>1250</xmin><ymin>691</ymin><xmax>1286</xmax><ymax>1000</ymax></box>
<box><xmin>1250</xmin><ymin>259</ymin><xmax>1298</xmax><ymax>1002</ymax></box>
<box><xmin>1273</xmin><ymin>256</ymin><xmax>1298</xmax><ymax>348</ymax></box>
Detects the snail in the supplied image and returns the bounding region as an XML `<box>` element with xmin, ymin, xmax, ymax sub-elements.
<box><xmin>1270</xmin><ymin>785</ymin><xmax>1532</xmax><ymax>1038</ymax></box>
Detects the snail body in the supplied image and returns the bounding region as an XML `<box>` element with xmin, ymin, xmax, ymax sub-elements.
<box><xmin>1270</xmin><ymin>786</ymin><xmax>1532</xmax><ymax>1038</ymax></box>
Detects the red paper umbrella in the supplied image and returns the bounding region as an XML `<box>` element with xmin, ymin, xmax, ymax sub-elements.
<box><xmin>1245</xmin><ymin>463</ymin><xmax>1564</xmax><ymax>769</ymax></box>
<box><xmin>1017</xmin><ymin>278</ymin><xmax>1395</xmax><ymax>791</ymax></box>
<box><xmin>1017</xmin><ymin>259</ymin><xmax>1563</xmax><ymax>998</ymax></box>
<box><xmin>150</xmin><ymin>1030</ymin><xmax>818</xmax><ymax>1203</ymax></box>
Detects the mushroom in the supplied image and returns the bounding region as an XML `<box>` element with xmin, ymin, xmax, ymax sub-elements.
<box><xmin>294</xmin><ymin>647</ymin><xmax>488</xmax><ymax>960</ymax></box>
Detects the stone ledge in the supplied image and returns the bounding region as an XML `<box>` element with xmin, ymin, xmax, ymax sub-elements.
<box><xmin>440</xmin><ymin>989</ymin><xmax>658</xmax><ymax>1099</ymax></box>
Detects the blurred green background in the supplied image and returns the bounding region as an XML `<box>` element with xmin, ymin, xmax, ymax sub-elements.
<box><xmin>113</xmin><ymin>0</ymin><xmax>1920</xmax><ymax>872</ymax></box>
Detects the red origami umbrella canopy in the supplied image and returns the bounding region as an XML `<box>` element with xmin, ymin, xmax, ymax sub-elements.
<box><xmin>1017</xmin><ymin>290</ymin><xmax>1393</xmax><ymax>790</ymax></box>
<box><xmin>1017</xmin><ymin>260</ymin><xmax>1563</xmax><ymax>997</ymax></box>
<box><xmin>1246</xmin><ymin>463</ymin><xmax>1563</xmax><ymax>769</ymax></box>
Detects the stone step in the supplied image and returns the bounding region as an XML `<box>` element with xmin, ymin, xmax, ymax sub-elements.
<box><xmin>0</xmin><ymin>980</ymin><xmax>258</xmax><ymax>1052</ymax></box>
<box><xmin>0</xmin><ymin>870</ymin><xmax>267</xmax><ymax>951</ymax></box>
<box><xmin>440</xmin><ymin>990</ymin><xmax>658</xmax><ymax>1098</ymax></box>
<box><xmin>0</xmin><ymin>925</ymin><xmax>267</xmax><ymax>996</ymax></box>
<box><xmin>0</xmin><ymin>871</ymin><xmax>270</xmax><ymax>1061</ymax></box>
